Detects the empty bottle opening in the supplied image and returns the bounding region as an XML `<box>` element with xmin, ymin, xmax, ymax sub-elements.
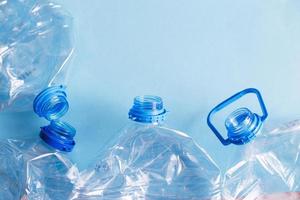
<box><xmin>225</xmin><ymin>108</ymin><xmax>254</xmax><ymax>134</ymax></box>
<box><xmin>33</xmin><ymin>86</ymin><xmax>69</xmax><ymax>121</ymax></box>
<box><xmin>50</xmin><ymin>120</ymin><xmax>76</xmax><ymax>138</ymax></box>
<box><xmin>129</xmin><ymin>95</ymin><xmax>167</xmax><ymax>123</ymax></box>
<box><xmin>40</xmin><ymin>120</ymin><xmax>76</xmax><ymax>152</ymax></box>
<box><xmin>134</xmin><ymin>95</ymin><xmax>164</xmax><ymax>110</ymax></box>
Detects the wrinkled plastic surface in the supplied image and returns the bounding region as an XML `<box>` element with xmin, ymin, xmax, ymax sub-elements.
<box><xmin>223</xmin><ymin>120</ymin><xmax>300</xmax><ymax>200</ymax></box>
<box><xmin>72</xmin><ymin>123</ymin><xmax>222</xmax><ymax>200</ymax></box>
<box><xmin>0</xmin><ymin>138</ymin><xmax>79</xmax><ymax>200</ymax></box>
<box><xmin>0</xmin><ymin>0</ymin><xmax>74</xmax><ymax>112</ymax></box>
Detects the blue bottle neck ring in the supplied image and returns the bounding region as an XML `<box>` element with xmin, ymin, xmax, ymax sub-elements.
<box><xmin>40</xmin><ymin>121</ymin><xmax>76</xmax><ymax>152</ymax></box>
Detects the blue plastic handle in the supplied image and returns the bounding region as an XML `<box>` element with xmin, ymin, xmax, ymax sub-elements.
<box><xmin>207</xmin><ymin>88</ymin><xmax>268</xmax><ymax>145</ymax></box>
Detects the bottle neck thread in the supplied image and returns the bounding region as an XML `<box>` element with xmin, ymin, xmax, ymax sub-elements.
<box><xmin>225</xmin><ymin>107</ymin><xmax>263</xmax><ymax>145</ymax></box>
<box><xmin>40</xmin><ymin>121</ymin><xmax>76</xmax><ymax>152</ymax></box>
<box><xmin>128</xmin><ymin>95</ymin><xmax>167</xmax><ymax>124</ymax></box>
<box><xmin>33</xmin><ymin>85</ymin><xmax>69</xmax><ymax>121</ymax></box>
<box><xmin>34</xmin><ymin>85</ymin><xmax>76</xmax><ymax>152</ymax></box>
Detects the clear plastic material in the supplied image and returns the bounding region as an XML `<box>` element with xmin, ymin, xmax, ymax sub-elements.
<box><xmin>223</xmin><ymin>120</ymin><xmax>300</xmax><ymax>200</ymax></box>
<box><xmin>72</xmin><ymin>122</ymin><xmax>222</xmax><ymax>200</ymax></box>
<box><xmin>207</xmin><ymin>89</ymin><xmax>300</xmax><ymax>199</ymax></box>
<box><xmin>0</xmin><ymin>0</ymin><xmax>74</xmax><ymax>112</ymax></box>
<box><xmin>0</xmin><ymin>138</ymin><xmax>79</xmax><ymax>200</ymax></box>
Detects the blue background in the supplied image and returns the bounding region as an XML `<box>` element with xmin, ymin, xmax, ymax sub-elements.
<box><xmin>1</xmin><ymin>0</ymin><xmax>300</xmax><ymax>170</ymax></box>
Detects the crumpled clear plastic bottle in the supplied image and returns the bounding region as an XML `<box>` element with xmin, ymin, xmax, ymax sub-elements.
<box><xmin>0</xmin><ymin>137</ymin><xmax>78</xmax><ymax>200</ymax></box>
<box><xmin>207</xmin><ymin>88</ymin><xmax>300</xmax><ymax>200</ymax></box>
<box><xmin>223</xmin><ymin>122</ymin><xmax>300</xmax><ymax>200</ymax></box>
<box><xmin>72</xmin><ymin>95</ymin><xmax>222</xmax><ymax>200</ymax></box>
<box><xmin>0</xmin><ymin>86</ymin><xmax>78</xmax><ymax>200</ymax></box>
<box><xmin>0</xmin><ymin>0</ymin><xmax>74</xmax><ymax>112</ymax></box>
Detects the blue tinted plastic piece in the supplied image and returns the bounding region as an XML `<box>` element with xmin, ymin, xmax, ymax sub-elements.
<box><xmin>207</xmin><ymin>88</ymin><xmax>268</xmax><ymax>145</ymax></box>
<box><xmin>33</xmin><ymin>85</ymin><xmax>76</xmax><ymax>151</ymax></box>
<box><xmin>40</xmin><ymin>121</ymin><xmax>76</xmax><ymax>152</ymax></box>
<box><xmin>0</xmin><ymin>0</ymin><xmax>74</xmax><ymax>112</ymax></box>
<box><xmin>129</xmin><ymin>95</ymin><xmax>167</xmax><ymax>123</ymax></box>
<box><xmin>33</xmin><ymin>85</ymin><xmax>69</xmax><ymax>121</ymax></box>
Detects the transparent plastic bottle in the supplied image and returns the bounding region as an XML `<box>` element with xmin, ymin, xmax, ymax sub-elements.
<box><xmin>207</xmin><ymin>88</ymin><xmax>300</xmax><ymax>200</ymax></box>
<box><xmin>0</xmin><ymin>0</ymin><xmax>74</xmax><ymax>112</ymax></box>
<box><xmin>72</xmin><ymin>95</ymin><xmax>222</xmax><ymax>200</ymax></box>
<box><xmin>0</xmin><ymin>86</ymin><xmax>78</xmax><ymax>200</ymax></box>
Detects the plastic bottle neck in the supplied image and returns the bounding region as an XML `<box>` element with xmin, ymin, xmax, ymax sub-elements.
<box><xmin>225</xmin><ymin>107</ymin><xmax>263</xmax><ymax>145</ymax></box>
<box><xmin>40</xmin><ymin>121</ymin><xmax>76</xmax><ymax>152</ymax></box>
<box><xmin>128</xmin><ymin>95</ymin><xmax>167</xmax><ymax>124</ymax></box>
<box><xmin>33</xmin><ymin>85</ymin><xmax>69</xmax><ymax>121</ymax></box>
<box><xmin>33</xmin><ymin>86</ymin><xmax>76</xmax><ymax>152</ymax></box>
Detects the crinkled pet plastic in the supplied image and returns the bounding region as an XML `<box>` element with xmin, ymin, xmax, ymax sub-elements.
<box><xmin>223</xmin><ymin>120</ymin><xmax>300</xmax><ymax>200</ymax></box>
<box><xmin>72</xmin><ymin>123</ymin><xmax>222</xmax><ymax>200</ymax></box>
<box><xmin>0</xmin><ymin>139</ymin><xmax>79</xmax><ymax>200</ymax></box>
<box><xmin>0</xmin><ymin>0</ymin><xmax>74</xmax><ymax>112</ymax></box>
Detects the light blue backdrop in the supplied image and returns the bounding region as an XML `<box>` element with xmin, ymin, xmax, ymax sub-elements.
<box><xmin>1</xmin><ymin>0</ymin><xmax>300</xmax><ymax>170</ymax></box>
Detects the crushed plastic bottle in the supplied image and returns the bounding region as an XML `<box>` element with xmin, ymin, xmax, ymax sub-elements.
<box><xmin>207</xmin><ymin>88</ymin><xmax>300</xmax><ymax>200</ymax></box>
<box><xmin>72</xmin><ymin>95</ymin><xmax>222</xmax><ymax>200</ymax></box>
<box><xmin>1</xmin><ymin>136</ymin><xmax>78</xmax><ymax>200</ymax></box>
<box><xmin>0</xmin><ymin>86</ymin><xmax>78</xmax><ymax>200</ymax></box>
<box><xmin>0</xmin><ymin>0</ymin><xmax>74</xmax><ymax>112</ymax></box>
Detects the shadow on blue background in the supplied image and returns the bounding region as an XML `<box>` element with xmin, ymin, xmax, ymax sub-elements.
<box><xmin>1</xmin><ymin>0</ymin><xmax>300</xmax><ymax>170</ymax></box>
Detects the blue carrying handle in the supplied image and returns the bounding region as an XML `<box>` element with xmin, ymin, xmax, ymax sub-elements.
<box><xmin>207</xmin><ymin>88</ymin><xmax>268</xmax><ymax>145</ymax></box>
